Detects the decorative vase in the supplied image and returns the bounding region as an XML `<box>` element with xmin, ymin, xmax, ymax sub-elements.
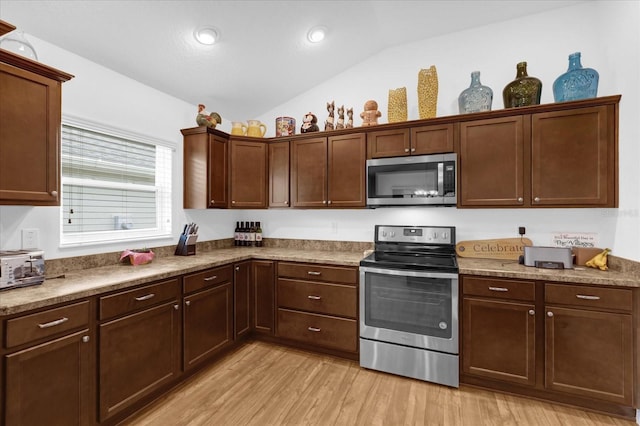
<box><xmin>552</xmin><ymin>52</ymin><xmax>599</xmax><ymax>102</ymax></box>
<box><xmin>502</xmin><ymin>62</ymin><xmax>542</xmax><ymax>108</ymax></box>
<box><xmin>458</xmin><ymin>71</ymin><xmax>493</xmax><ymax>114</ymax></box>
<box><xmin>388</xmin><ymin>87</ymin><xmax>408</xmax><ymax>122</ymax></box>
<box><xmin>0</xmin><ymin>30</ymin><xmax>38</xmax><ymax>61</ymax></box>
<box><xmin>417</xmin><ymin>66</ymin><xmax>438</xmax><ymax>119</ymax></box>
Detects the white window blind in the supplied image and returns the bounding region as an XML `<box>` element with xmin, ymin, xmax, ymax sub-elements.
<box><xmin>60</xmin><ymin>119</ymin><xmax>172</xmax><ymax>246</ymax></box>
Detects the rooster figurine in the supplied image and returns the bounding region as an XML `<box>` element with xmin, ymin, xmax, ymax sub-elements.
<box><xmin>196</xmin><ymin>104</ymin><xmax>222</xmax><ymax>129</ymax></box>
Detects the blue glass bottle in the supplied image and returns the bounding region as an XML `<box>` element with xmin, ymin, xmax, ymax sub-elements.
<box><xmin>553</xmin><ymin>52</ymin><xmax>599</xmax><ymax>102</ymax></box>
<box><xmin>458</xmin><ymin>71</ymin><xmax>493</xmax><ymax>114</ymax></box>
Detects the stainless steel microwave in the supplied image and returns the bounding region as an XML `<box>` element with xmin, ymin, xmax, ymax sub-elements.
<box><xmin>366</xmin><ymin>153</ymin><xmax>457</xmax><ymax>207</ymax></box>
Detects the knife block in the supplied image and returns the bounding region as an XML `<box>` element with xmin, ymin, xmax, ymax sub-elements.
<box><xmin>175</xmin><ymin>234</ymin><xmax>197</xmax><ymax>256</ymax></box>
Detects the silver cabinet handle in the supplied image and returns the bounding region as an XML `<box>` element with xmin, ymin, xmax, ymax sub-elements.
<box><xmin>307</xmin><ymin>271</ymin><xmax>322</xmax><ymax>276</ymax></box>
<box><xmin>517</xmin><ymin>197</ymin><xmax>523</xmax><ymax>203</ymax></box>
<box><xmin>204</xmin><ymin>275</ymin><xmax>218</xmax><ymax>281</ymax></box>
<box><xmin>135</xmin><ymin>293</ymin><xmax>155</xmax><ymax>301</ymax></box>
<box><xmin>307</xmin><ymin>327</ymin><xmax>321</xmax><ymax>332</ymax></box>
<box><xmin>232</xmin><ymin>200</ymin><xmax>236</xmax><ymax>204</ymax></box>
<box><xmin>328</xmin><ymin>200</ymin><xmax>332</xmax><ymax>205</ymax></box>
<box><xmin>404</xmin><ymin>148</ymin><xmax>410</xmax><ymax>152</ymax></box>
<box><xmin>210</xmin><ymin>199</ymin><xmax>215</xmax><ymax>204</ymax></box>
<box><xmin>185</xmin><ymin>300</ymin><xmax>191</xmax><ymax>306</ymax></box>
<box><xmin>488</xmin><ymin>286</ymin><xmax>508</xmax><ymax>292</ymax></box>
<box><xmin>308</xmin><ymin>295</ymin><xmax>322</xmax><ymax>300</ymax></box>
<box><xmin>534</xmin><ymin>197</ymin><xmax>540</xmax><ymax>203</ymax></box>
<box><xmin>547</xmin><ymin>311</ymin><xmax>554</xmax><ymax>317</ymax></box>
<box><xmin>235</xmin><ymin>266</ymin><xmax>240</xmax><ymax>271</ymax></box>
<box><xmin>50</xmin><ymin>190</ymin><xmax>58</xmax><ymax>197</ymax></box>
<box><xmin>284</xmin><ymin>201</ymin><xmax>288</xmax><ymax>205</ymax></box>
<box><xmin>411</xmin><ymin>148</ymin><xmax>416</xmax><ymax>152</ymax></box>
<box><xmin>82</xmin><ymin>335</ymin><xmax>90</xmax><ymax>343</ymax></box>
<box><xmin>576</xmin><ymin>294</ymin><xmax>601</xmax><ymax>300</ymax></box>
<box><xmin>38</xmin><ymin>317</ymin><xmax>68</xmax><ymax>329</ymax></box>
<box><xmin>528</xmin><ymin>309</ymin><xmax>535</xmax><ymax>316</ymax></box>
<box><xmin>323</xmin><ymin>200</ymin><xmax>327</xmax><ymax>204</ymax></box>
<box><xmin>174</xmin><ymin>304</ymin><xmax>179</xmax><ymax>310</ymax></box>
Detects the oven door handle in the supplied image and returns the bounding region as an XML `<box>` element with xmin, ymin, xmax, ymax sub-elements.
<box><xmin>359</xmin><ymin>266</ymin><xmax>458</xmax><ymax>280</ymax></box>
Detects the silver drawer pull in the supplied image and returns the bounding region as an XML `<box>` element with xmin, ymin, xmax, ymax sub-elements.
<box><xmin>488</xmin><ymin>286</ymin><xmax>509</xmax><ymax>292</ymax></box>
<box><xmin>308</xmin><ymin>295</ymin><xmax>322</xmax><ymax>300</ymax></box>
<box><xmin>204</xmin><ymin>275</ymin><xmax>218</xmax><ymax>281</ymax></box>
<box><xmin>38</xmin><ymin>317</ymin><xmax>69</xmax><ymax>329</ymax></box>
<box><xmin>307</xmin><ymin>271</ymin><xmax>322</xmax><ymax>276</ymax></box>
<box><xmin>576</xmin><ymin>294</ymin><xmax>601</xmax><ymax>300</ymax></box>
<box><xmin>307</xmin><ymin>327</ymin><xmax>321</xmax><ymax>332</ymax></box>
<box><xmin>135</xmin><ymin>293</ymin><xmax>155</xmax><ymax>301</ymax></box>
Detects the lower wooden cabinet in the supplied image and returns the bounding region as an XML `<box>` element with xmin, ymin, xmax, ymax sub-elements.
<box><xmin>252</xmin><ymin>260</ymin><xmax>275</xmax><ymax>334</ymax></box>
<box><xmin>234</xmin><ymin>261</ymin><xmax>252</xmax><ymax>339</ymax></box>
<box><xmin>461</xmin><ymin>275</ymin><xmax>636</xmax><ymax>414</ymax></box>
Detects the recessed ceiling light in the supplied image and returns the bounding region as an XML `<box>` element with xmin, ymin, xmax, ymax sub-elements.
<box><xmin>194</xmin><ymin>27</ymin><xmax>219</xmax><ymax>45</ymax></box>
<box><xmin>307</xmin><ymin>26</ymin><xmax>327</xmax><ymax>43</ymax></box>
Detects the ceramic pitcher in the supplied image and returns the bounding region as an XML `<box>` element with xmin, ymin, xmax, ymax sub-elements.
<box><xmin>246</xmin><ymin>120</ymin><xmax>267</xmax><ymax>138</ymax></box>
<box><xmin>230</xmin><ymin>121</ymin><xmax>248</xmax><ymax>136</ymax></box>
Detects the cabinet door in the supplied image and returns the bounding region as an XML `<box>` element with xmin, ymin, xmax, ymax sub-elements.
<box><xmin>269</xmin><ymin>141</ymin><xmax>290</xmax><ymax>207</ymax></box>
<box><xmin>328</xmin><ymin>133</ymin><xmax>366</xmax><ymax>207</ymax></box>
<box><xmin>230</xmin><ymin>139</ymin><xmax>267</xmax><ymax>208</ymax></box>
<box><xmin>462</xmin><ymin>297</ymin><xmax>536</xmax><ymax>387</ymax></box>
<box><xmin>234</xmin><ymin>261</ymin><xmax>252</xmax><ymax>339</ymax></box>
<box><xmin>0</xmin><ymin>63</ymin><xmax>61</xmax><ymax>205</ymax></box>
<box><xmin>531</xmin><ymin>105</ymin><xmax>614</xmax><ymax>206</ymax></box>
<box><xmin>253</xmin><ymin>260</ymin><xmax>275</xmax><ymax>334</ymax></box>
<box><xmin>545</xmin><ymin>306</ymin><xmax>632</xmax><ymax>405</ymax></box>
<box><xmin>367</xmin><ymin>128</ymin><xmax>410</xmax><ymax>158</ymax></box>
<box><xmin>411</xmin><ymin>123</ymin><xmax>454</xmax><ymax>155</ymax></box>
<box><xmin>290</xmin><ymin>137</ymin><xmax>327</xmax><ymax>207</ymax></box>
<box><xmin>4</xmin><ymin>330</ymin><xmax>92</xmax><ymax>426</ymax></box>
<box><xmin>99</xmin><ymin>301</ymin><xmax>180</xmax><ymax>421</ymax></box>
<box><xmin>183</xmin><ymin>282</ymin><xmax>233</xmax><ymax>370</ymax></box>
<box><xmin>208</xmin><ymin>134</ymin><xmax>228</xmax><ymax>208</ymax></box>
<box><xmin>459</xmin><ymin>116</ymin><xmax>526</xmax><ymax>207</ymax></box>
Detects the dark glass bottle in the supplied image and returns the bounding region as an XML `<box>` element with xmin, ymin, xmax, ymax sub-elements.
<box><xmin>249</xmin><ymin>222</ymin><xmax>256</xmax><ymax>247</ymax></box>
<box><xmin>502</xmin><ymin>62</ymin><xmax>542</xmax><ymax>108</ymax></box>
<box><xmin>239</xmin><ymin>221</ymin><xmax>246</xmax><ymax>246</ymax></box>
<box><xmin>255</xmin><ymin>222</ymin><xmax>263</xmax><ymax>247</ymax></box>
<box><xmin>234</xmin><ymin>221</ymin><xmax>240</xmax><ymax>246</ymax></box>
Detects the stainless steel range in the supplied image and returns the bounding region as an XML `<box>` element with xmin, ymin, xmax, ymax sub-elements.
<box><xmin>359</xmin><ymin>225</ymin><xmax>459</xmax><ymax>387</ymax></box>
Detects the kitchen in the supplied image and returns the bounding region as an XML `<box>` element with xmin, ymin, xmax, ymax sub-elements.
<box><xmin>0</xmin><ymin>1</ymin><xmax>639</xmax><ymax>425</ymax></box>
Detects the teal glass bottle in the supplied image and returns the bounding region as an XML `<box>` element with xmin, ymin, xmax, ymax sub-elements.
<box><xmin>458</xmin><ymin>71</ymin><xmax>493</xmax><ymax>113</ymax></box>
<box><xmin>502</xmin><ymin>62</ymin><xmax>542</xmax><ymax>108</ymax></box>
<box><xmin>553</xmin><ymin>52</ymin><xmax>599</xmax><ymax>102</ymax></box>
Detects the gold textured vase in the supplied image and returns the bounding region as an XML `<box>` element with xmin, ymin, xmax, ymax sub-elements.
<box><xmin>417</xmin><ymin>65</ymin><xmax>438</xmax><ymax>119</ymax></box>
<box><xmin>388</xmin><ymin>87</ymin><xmax>408</xmax><ymax>123</ymax></box>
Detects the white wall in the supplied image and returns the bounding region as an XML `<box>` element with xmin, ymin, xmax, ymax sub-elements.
<box><xmin>254</xmin><ymin>0</ymin><xmax>640</xmax><ymax>261</ymax></box>
<box><xmin>1</xmin><ymin>0</ymin><xmax>638</xmax><ymax>262</ymax></box>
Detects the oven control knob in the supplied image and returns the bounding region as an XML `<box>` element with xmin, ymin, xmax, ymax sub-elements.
<box><xmin>442</xmin><ymin>232</ymin><xmax>448</xmax><ymax>239</ymax></box>
<box><xmin>382</xmin><ymin>231</ymin><xmax>387</xmax><ymax>237</ymax></box>
<box><xmin>432</xmin><ymin>232</ymin><xmax>438</xmax><ymax>239</ymax></box>
<box><xmin>439</xmin><ymin>321</ymin><xmax>448</xmax><ymax>330</ymax></box>
<box><xmin>390</xmin><ymin>231</ymin><xmax>395</xmax><ymax>237</ymax></box>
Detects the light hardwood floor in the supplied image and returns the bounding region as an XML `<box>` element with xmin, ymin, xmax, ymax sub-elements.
<box><xmin>124</xmin><ymin>341</ymin><xmax>635</xmax><ymax>426</ymax></box>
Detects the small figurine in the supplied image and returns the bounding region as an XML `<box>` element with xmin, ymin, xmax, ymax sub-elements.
<box><xmin>196</xmin><ymin>104</ymin><xmax>222</xmax><ymax>129</ymax></box>
<box><xmin>345</xmin><ymin>108</ymin><xmax>354</xmax><ymax>128</ymax></box>
<box><xmin>301</xmin><ymin>112</ymin><xmax>319</xmax><ymax>133</ymax></box>
<box><xmin>360</xmin><ymin>100</ymin><xmax>381</xmax><ymax>126</ymax></box>
<box><xmin>335</xmin><ymin>105</ymin><xmax>345</xmax><ymax>130</ymax></box>
<box><xmin>324</xmin><ymin>100</ymin><xmax>335</xmax><ymax>131</ymax></box>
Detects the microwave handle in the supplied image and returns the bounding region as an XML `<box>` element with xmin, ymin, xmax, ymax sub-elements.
<box><xmin>438</xmin><ymin>162</ymin><xmax>444</xmax><ymax>196</ymax></box>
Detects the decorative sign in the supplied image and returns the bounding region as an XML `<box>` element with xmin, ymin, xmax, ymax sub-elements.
<box><xmin>456</xmin><ymin>238</ymin><xmax>533</xmax><ymax>260</ymax></box>
<box><xmin>551</xmin><ymin>232</ymin><xmax>598</xmax><ymax>248</ymax></box>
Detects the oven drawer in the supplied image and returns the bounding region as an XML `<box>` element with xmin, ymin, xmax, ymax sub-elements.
<box><xmin>277</xmin><ymin>308</ymin><xmax>357</xmax><ymax>353</ymax></box>
<box><xmin>277</xmin><ymin>262</ymin><xmax>357</xmax><ymax>285</ymax></box>
<box><xmin>545</xmin><ymin>283</ymin><xmax>632</xmax><ymax>312</ymax></box>
<box><xmin>463</xmin><ymin>276</ymin><xmax>535</xmax><ymax>301</ymax></box>
<box><xmin>277</xmin><ymin>279</ymin><xmax>357</xmax><ymax>318</ymax></box>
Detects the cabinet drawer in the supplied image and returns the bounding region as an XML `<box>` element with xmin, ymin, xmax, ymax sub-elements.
<box><xmin>545</xmin><ymin>284</ymin><xmax>632</xmax><ymax>312</ymax></box>
<box><xmin>183</xmin><ymin>265</ymin><xmax>233</xmax><ymax>294</ymax></box>
<box><xmin>99</xmin><ymin>278</ymin><xmax>179</xmax><ymax>321</ymax></box>
<box><xmin>277</xmin><ymin>308</ymin><xmax>357</xmax><ymax>353</ymax></box>
<box><xmin>277</xmin><ymin>279</ymin><xmax>356</xmax><ymax>318</ymax></box>
<box><xmin>463</xmin><ymin>276</ymin><xmax>535</xmax><ymax>301</ymax></box>
<box><xmin>6</xmin><ymin>300</ymin><xmax>90</xmax><ymax>348</ymax></box>
<box><xmin>277</xmin><ymin>262</ymin><xmax>357</xmax><ymax>285</ymax></box>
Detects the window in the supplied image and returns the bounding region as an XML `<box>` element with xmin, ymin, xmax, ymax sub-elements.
<box><xmin>60</xmin><ymin>117</ymin><xmax>173</xmax><ymax>246</ymax></box>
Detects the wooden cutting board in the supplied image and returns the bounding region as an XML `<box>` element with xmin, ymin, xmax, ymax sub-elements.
<box><xmin>456</xmin><ymin>238</ymin><xmax>533</xmax><ymax>260</ymax></box>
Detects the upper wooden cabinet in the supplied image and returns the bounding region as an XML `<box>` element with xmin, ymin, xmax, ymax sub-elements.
<box><xmin>0</xmin><ymin>49</ymin><xmax>73</xmax><ymax>206</ymax></box>
<box><xmin>268</xmin><ymin>140</ymin><xmax>290</xmax><ymax>208</ymax></box>
<box><xmin>367</xmin><ymin>123</ymin><xmax>454</xmax><ymax>158</ymax></box>
<box><xmin>291</xmin><ymin>133</ymin><xmax>366</xmax><ymax>208</ymax></box>
<box><xmin>182</xmin><ymin>128</ymin><xmax>267</xmax><ymax>209</ymax></box>
<box><xmin>458</xmin><ymin>96</ymin><xmax>619</xmax><ymax>208</ymax></box>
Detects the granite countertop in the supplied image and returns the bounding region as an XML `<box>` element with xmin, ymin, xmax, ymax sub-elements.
<box><xmin>1</xmin><ymin>247</ymin><xmax>639</xmax><ymax>316</ymax></box>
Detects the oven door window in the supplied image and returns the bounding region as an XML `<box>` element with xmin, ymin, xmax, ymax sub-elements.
<box><xmin>364</xmin><ymin>271</ymin><xmax>452</xmax><ymax>338</ymax></box>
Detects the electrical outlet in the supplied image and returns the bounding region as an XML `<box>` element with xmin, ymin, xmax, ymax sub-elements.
<box><xmin>518</xmin><ymin>226</ymin><xmax>526</xmax><ymax>236</ymax></box>
<box><xmin>21</xmin><ymin>228</ymin><xmax>39</xmax><ymax>249</ymax></box>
